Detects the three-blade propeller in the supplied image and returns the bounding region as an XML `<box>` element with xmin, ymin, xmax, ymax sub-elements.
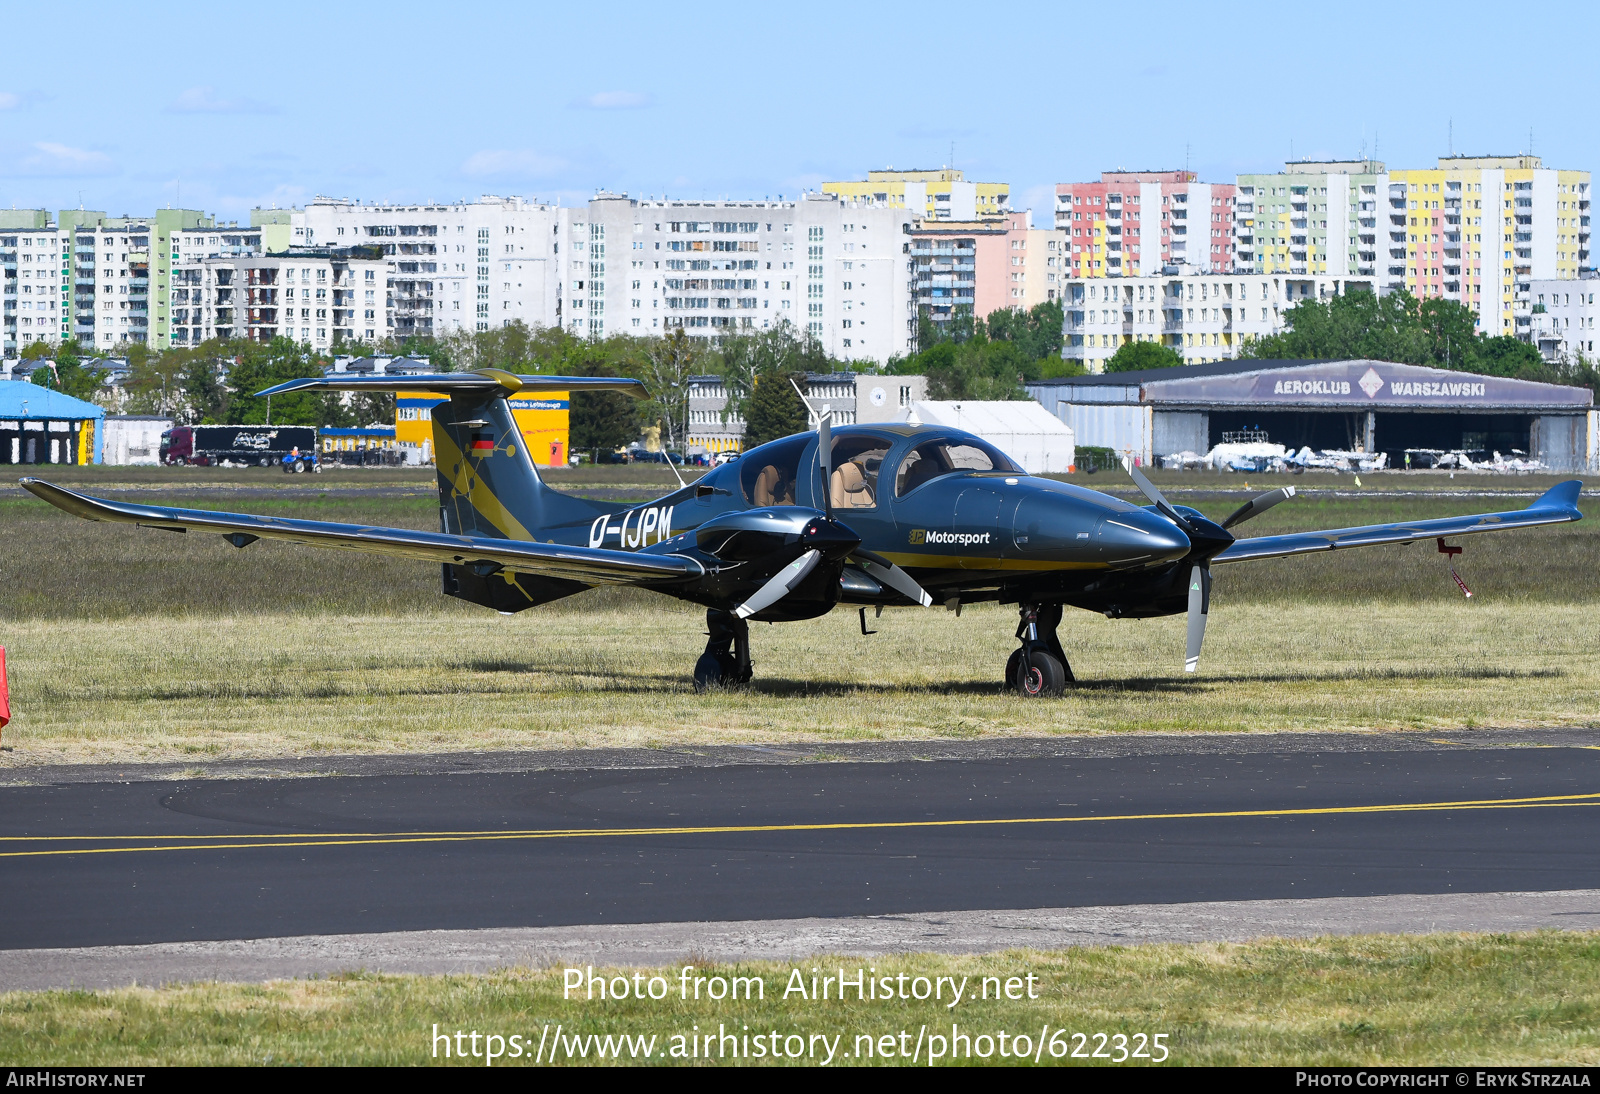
<box><xmin>731</xmin><ymin>411</ymin><xmax>932</xmax><ymax>620</ymax></box>
<box><xmin>1123</xmin><ymin>459</ymin><xmax>1295</xmax><ymax>673</ymax></box>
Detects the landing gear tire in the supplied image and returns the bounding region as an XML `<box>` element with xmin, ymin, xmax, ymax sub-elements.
<box><xmin>694</xmin><ymin>609</ymin><xmax>752</xmax><ymax>691</ymax></box>
<box><xmin>1016</xmin><ymin>650</ymin><xmax>1067</xmax><ymax>698</ymax></box>
<box><xmin>1005</xmin><ymin>648</ymin><xmax>1023</xmax><ymax>691</ymax></box>
<box><xmin>693</xmin><ymin>652</ymin><xmax>728</xmax><ymax>690</ymax></box>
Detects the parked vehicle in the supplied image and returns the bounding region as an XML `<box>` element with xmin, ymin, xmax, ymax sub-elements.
<box><xmin>280</xmin><ymin>446</ymin><xmax>321</xmax><ymax>474</ymax></box>
<box><xmin>160</xmin><ymin>425</ymin><xmax>319</xmax><ymax>467</ymax></box>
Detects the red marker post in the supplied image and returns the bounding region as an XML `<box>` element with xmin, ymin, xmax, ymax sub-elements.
<box><xmin>0</xmin><ymin>646</ymin><xmax>9</xmax><ymax>741</ymax></box>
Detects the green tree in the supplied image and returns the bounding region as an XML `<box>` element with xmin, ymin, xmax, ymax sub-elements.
<box><xmin>19</xmin><ymin>340</ymin><xmax>53</xmax><ymax>361</ymax></box>
<box><xmin>1473</xmin><ymin>335</ymin><xmax>1545</xmax><ymax>378</ymax></box>
<box><xmin>181</xmin><ymin>349</ymin><xmax>231</xmax><ymax>424</ymax></box>
<box><xmin>28</xmin><ymin>356</ymin><xmax>107</xmax><ymax>402</ymax></box>
<box><xmin>221</xmin><ymin>338</ymin><xmax>327</xmax><ymax>425</ymax></box>
<box><xmin>1104</xmin><ymin>341</ymin><xmax>1183</xmax><ymax>373</ymax></box>
<box><xmin>742</xmin><ymin>370</ymin><xmax>809</xmax><ymax>448</ymax></box>
<box><xmin>632</xmin><ymin>329</ymin><xmax>698</xmax><ymax>451</ymax></box>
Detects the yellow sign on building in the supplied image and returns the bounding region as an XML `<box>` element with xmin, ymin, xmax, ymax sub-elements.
<box><xmin>397</xmin><ymin>392</ymin><xmax>570</xmax><ymax>466</ymax></box>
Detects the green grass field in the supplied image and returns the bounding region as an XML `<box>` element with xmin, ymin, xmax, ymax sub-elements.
<box><xmin>0</xmin><ymin>470</ymin><xmax>1595</xmax><ymax>765</ymax></box>
<box><xmin>7</xmin><ymin>933</ymin><xmax>1600</xmax><ymax>1066</ymax></box>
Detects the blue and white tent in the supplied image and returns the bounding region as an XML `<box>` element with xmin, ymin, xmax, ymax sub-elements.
<box><xmin>0</xmin><ymin>381</ymin><xmax>105</xmax><ymax>465</ymax></box>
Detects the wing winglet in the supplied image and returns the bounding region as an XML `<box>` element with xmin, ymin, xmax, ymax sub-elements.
<box><xmin>1214</xmin><ymin>480</ymin><xmax>1584</xmax><ymax>565</ymax></box>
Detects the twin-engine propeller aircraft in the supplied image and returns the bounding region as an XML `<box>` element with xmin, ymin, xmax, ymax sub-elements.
<box><xmin>22</xmin><ymin>369</ymin><xmax>1585</xmax><ymax>697</ymax></box>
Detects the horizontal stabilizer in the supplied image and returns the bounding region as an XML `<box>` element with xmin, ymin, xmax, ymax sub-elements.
<box><xmin>1215</xmin><ymin>480</ymin><xmax>1584</xmax><ymax>565</ymax></box>
<box><xmin>20</xmin><ymin>479</ymin><xmax>699</xmax><ymax>588</ymax></box>
<box><xmin>256</xmin><ymin>369</ymin><xmax>647</xmax><ymax>398</ymax></box>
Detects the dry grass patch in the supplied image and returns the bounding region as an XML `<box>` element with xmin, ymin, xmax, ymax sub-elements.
<box><xmin>6</xmin><ymin>932</ymin><xmax>1600</xmax><ymax>1065</ymax></box>
<box><xmin>1</xmin><ymin>600</ymin><xmax>1595</xmax><ymax>767</ymax></box>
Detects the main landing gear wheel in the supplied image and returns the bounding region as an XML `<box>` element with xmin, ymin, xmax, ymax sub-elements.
<box><xmin>694</xmin><ymin>608</ymin><xmax>753</xmax><ymax>691</ymax></box>
<box><xmin>1010</xmin><ymin>603</ymin><xmax>1075</xmax><ymax>698</ymax></box>
<box><xmin>1018</xmin><ymin>650</ymin><xmax>1067</xmax><ymax>698</ymax></box>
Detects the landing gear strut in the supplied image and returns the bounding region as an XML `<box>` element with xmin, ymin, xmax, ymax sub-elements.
<box><xmin>694</xmin><ymin>608</ymin><xmax>753</xmax><ymax>690</ymax></box>
<box><xmin>1006</xmin><ymin>603</ymin><xmax>1074</xmax><ymax>698</ymax></box>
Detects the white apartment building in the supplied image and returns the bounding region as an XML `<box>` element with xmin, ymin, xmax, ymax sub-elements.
<box><xmin>1</xmin><ymin>227</ymin><xmax>64</xmax><ymax>352</ymax></box>
<box><xmin>72</xmin><ymin>222</ymin><xmax>155</xmax><ymax>349</ymax></box>
<box><xmin>582</xmin><ymin>192</ymin><xmax>914</xmax><ymax>363</ymax></box>
<box><xmin>281</xmin><ymin>196</ymin><xmax>564</xmax><ymax>338</ymax></box>
<box><xmin>170</xmin><ymin>248</ymin><xmax>388</xmax><ymax>349</ymax></box>
<box><xmin>686</xmin><ymin>371</ymin><xmax>928</xmax><ymax>454</ymax></box>
<box><xmin>1521</xmin><ymin>275</ymin><xmax>1600</xmax><ymax>361</ymax></box>
<box><xmin>1063</xmin><ymin>272</ymin><xmax>1379</xmax><ymax>371</ymax></box>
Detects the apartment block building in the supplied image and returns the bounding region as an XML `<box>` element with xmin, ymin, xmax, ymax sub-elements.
<box><xmin>0</xmin><ymin>211</ymin><xmax>62</xmax><ymax>354</ymax></box>
<box><xmin>1520</xmin><ymin>275</ymin><xmax>1600</xmax><ymax>360</ymax></box>
<box><xmin>686</xmin><ymin>371</ymin><xmax>928</xmax><ymax>454</ymax></box>
<box><xmin>909</xmin><ymin>212</ymin><xmax>1069</xmax><ymax>334</ymax></box>
<box><xmin>1387</xmin><ymin>156</ymin><xmax>1590</xmax><ymax>335</ymax></box>
<box><xmin>169</xmin><ymin>247</ymin><xmax>388</xmax><ymax>348</ymax></box>
<box><xmin>1063</xmin><ymin>272</ymin><xmax>1373</xmax><ymax>372</ymax></box>
<box><xmin>1236</xmin><ymin>160</ymin><xmax>1387</xmax><ymax>279</ymax></box>
<box><xmin>1054</xmin><ymin>171</ymin><xmax>1237</xmax><ymax>278</ymax></box>
<box><xmin>823</xmin><ymin>169</ymin><xmax>1009</xmax><ymax>221</ymax></box>
<box><xmin>582</xmin><ymin>192</ymin><xmax>913</xmax><ymax>363</ymax></box>
<box><xmin>276</xmin><ymin>195</ymin><xmax>565</xmax><ymax>340</ymax></box>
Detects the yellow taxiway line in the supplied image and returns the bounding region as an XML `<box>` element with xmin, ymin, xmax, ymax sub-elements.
<box><xmin>3</xmin><ymin>791</ymin><xmax>1598</xmax><ymax>860</ymax></box>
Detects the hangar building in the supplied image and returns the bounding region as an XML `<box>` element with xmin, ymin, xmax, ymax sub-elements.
<box><xmin>0</xmin><ymin>382</ymin><xmax>104</xmax><ymax>465</ymax></box>
<box><xmin>1027</xmin><ymin>359</ymin><xmax>1597</xmax><ymax>471</ymax></box>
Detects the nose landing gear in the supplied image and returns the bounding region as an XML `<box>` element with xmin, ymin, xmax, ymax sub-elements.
<box><xmin>1006</xmin><ymin>603</ymin><xmax>1074</xmax><ymax>697</ymax></box>
<box><xmin>694</xmin><ymin>608</ymin><xmax>753</xmax><ymax>690</ymax></box>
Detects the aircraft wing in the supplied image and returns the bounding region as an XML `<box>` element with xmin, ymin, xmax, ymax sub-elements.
<box><xmin>1213</xmin><ymin>480</ymin><xmax>1583</xmax><ymax>565</ymax></box>
<box><xmin>19</xmin><ymin>479</ymin><xmax>701</xmax><ymax>587</ymax></box>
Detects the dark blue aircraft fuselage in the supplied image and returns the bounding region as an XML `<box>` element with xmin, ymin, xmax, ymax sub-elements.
<box><xmin>540</xmin><ymin>424</ymin><xmax>1196</xmax><ymax>622</ymax></box>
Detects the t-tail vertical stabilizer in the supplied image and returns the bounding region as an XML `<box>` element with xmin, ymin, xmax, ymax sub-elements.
<box><xmin>254</xmin><ymin>369</ymin><xmax>650</xmax><ymax>610</ymax></box>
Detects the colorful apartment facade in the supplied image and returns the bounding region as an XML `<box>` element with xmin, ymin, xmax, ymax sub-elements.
<box><xmin>1054</xmin><ymin>171</ymin><xmax>1237</xmax><ymax>278</ymax></box>
<box><xmin>823</xmin><ymin>169</ymin><xmax>1009</xmax><ymax>221</ymax></box>
<box><xmin>1235</xmin><ymin>160</ymin><xmax>1386</xmax><ymax>279</ymax></box>
<box><xmin>909</xmin><ymin>212</ymin><xmax>1068</xmax><ymax>333</ymax></box>
<box><xmin>1387</xmin><ymin>156</ymin><xmax>1590</xmax><ymax>334</ymax></box>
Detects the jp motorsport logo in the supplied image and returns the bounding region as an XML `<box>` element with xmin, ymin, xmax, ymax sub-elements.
<box><xmin>910</xmin><ymin>529</ymin><xmax>993</xmax><ymax>547</ymax></box>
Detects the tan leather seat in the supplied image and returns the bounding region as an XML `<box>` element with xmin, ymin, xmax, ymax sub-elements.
<box><xmin>830</xmin><ymin>461</ymin><xmax>874</xmax><ymax>508</ymax></box>
<box><xmin>754</xmin><ymin>465</ymin><xmax>781</xmax><ymax>506</ymax></box>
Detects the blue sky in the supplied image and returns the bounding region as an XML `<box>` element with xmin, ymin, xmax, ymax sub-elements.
<box><xmin>2</xmin><ymin>1</ymin><xmax>1595</xmax><ymax>223</ymax></box>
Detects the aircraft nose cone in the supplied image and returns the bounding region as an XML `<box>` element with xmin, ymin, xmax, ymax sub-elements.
<box><xmin>1098</xmin><ymin>507</ymin><xmax>1190</xmax><ymax>567</ymax></box>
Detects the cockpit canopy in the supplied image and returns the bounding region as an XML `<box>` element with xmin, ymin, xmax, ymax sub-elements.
<box><xmin>737</xmin><ymin>428</ymin><xmax>1023</xmax><ymax>510</ymax></box>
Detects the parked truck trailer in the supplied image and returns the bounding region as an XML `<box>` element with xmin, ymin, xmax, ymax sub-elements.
<box><xmin>159</xmin><ymin>425</ymin><xmax>319</xmax><ymax>468</ymax></box>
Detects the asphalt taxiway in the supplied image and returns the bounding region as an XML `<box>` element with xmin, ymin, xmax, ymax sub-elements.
<box><xmin>4</xmin><ymin>730</ymin><xmax>1600</xmax><ymax>990</ymax></box>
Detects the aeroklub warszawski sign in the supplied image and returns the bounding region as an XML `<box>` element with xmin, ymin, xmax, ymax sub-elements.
<box><xmin>1142</xmin><ymin>360</ymin><xmax>1594</xmax><ymax>411</ymax></box>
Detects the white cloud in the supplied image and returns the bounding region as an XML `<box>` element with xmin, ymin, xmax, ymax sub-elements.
<box><xmin>461</xmin><ymin>149</ymin><xmax>568</xmax><ymax>179</ymax></box>
<box><xmin>168</xmin><ymin>86</ymin><xmax>275</xmax><ymax>114</ymax></box>
<box><xmin>570</xmin><ymin>90</ymin><xmax>652</xmax><ymax>110</ymax></box>
<box><xmin>10</xmin><ymin>142</ymin><xmax>115</xmax><ymax>176</ymax></box>
<box><xmin>0</xmin><ymin>92</ymin><xmax>19</xmax><ymax>110</ymax></box>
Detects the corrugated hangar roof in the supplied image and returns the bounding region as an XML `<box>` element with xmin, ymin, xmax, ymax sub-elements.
<box><xmin>0</xmin><ymin>381</ymin><xmax>105</xmax><ymax>419</ymax></box>
<box><xmin>1028</xmin><ymin>359</ymin><xmax>1593</xmax><ymax>412</ymax></box>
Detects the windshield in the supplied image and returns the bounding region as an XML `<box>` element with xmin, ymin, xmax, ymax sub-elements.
<box><xmin>739</xmin><ymin>433</ymin><xmax>811</xmax><ymax>507</ymax></box>
<box><xmin>894</xmin><ymin>438</ymin><xmax>1021</xmax><ymax>497</ymax></box>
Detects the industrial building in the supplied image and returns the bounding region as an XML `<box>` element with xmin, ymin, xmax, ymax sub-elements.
<box><xmin>102</xmin><ymin>415</ymin><xmax>171</xmax><ymax>465</ymax></box>
<box><xmin>0</xmin><ymin>382</ymin><xmax>104</xmax><ymax>464</ymax></box>
<box><xmin>687</xmin><ymin>372</ymin><xmax>929</xmax><ymax>455</ymax></box>
<box><xmin>901</xmin><ymin>400</ymin><xmax>1074</xmax><ymax>475</ymax></box>
<box><xmin>1027</xmin><ymin>358</ymin><xmax>1597</xmax><ymax>472</ymax></box>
